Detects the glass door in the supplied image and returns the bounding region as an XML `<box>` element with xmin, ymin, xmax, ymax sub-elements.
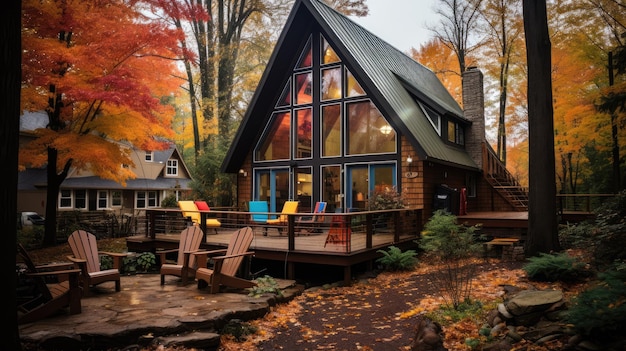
<box><xmin>346</xmin><ymin>163</ymin><xmax>396</xmax><ymax>210</ymax></box>
<box><xmin>255</xmin><ymin>168</ymin><xmax>290</xmax><ymax>215</ymax></box>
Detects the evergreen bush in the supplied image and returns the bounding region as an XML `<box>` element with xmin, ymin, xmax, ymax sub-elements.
<box><xmin>566</xmin><ymin>268</ymin><xmax>626</xmax><ymax>342</ymax></box>
<box><xmin>522</xmin><ymin>252</ymin><xmax>588</xmax><ymax>282</ymax></box>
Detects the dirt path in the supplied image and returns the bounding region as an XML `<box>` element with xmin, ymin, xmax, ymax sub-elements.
<box><xmin>221</xmin><ymin>259</ymin><xmax>528</xmax><ymax>351</ymax></box>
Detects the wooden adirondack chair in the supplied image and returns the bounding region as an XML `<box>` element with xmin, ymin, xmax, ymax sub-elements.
<box><xmin>17</xmin><ymin>244</ymin><xmax>82</xmax><ymax>324</ymax></box>
<box><xmin>157</xmin><ymin>226</ymin><xmax>204</xmax><ymax>285</ymax></box>
<box><xmin>193</xmin><ymin>227</ymin><xmax>257</xmax><ymax>293</ymax></box>
<box><xmin>67</xmin><ymin>230</ymin><xmax>127</xmax><ymax>295</ymax></box>
<box><xmin>266</xmin><ymin>201</ymin><xmax>299</xmax><ymax>235</ymax></box>
<box><xmin>178</xmin><ymin>200</ymin><xmax>221</xmax><ymax>233</ymax></box>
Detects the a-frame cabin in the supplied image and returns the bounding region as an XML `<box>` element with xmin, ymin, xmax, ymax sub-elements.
<box><xmin>222</xmin><ymin>0</ymin><xmax>527</xmax><ymax>225</ymax></box>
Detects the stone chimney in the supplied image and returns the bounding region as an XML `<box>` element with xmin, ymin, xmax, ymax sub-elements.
<box><xmin>462</xmin><ymin>66</ymin><xmax>485</xmax><ymax>170</ymax></box>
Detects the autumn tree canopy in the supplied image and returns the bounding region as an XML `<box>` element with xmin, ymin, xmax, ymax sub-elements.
<box><xmin>20</xmin><ymin>0</ymin><xmax>184</xmax><ymax>244</ymax></box>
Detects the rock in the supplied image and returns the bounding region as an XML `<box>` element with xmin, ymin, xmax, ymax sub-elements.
<box><xmin>505</xmin><ymin>290</ymin><xmax>563</xmax><ymax>316</ymax></box>
<box><xmin>410</xmin><ymin>317</ymin><xmax>447</xmax><ymax>351</ymax></box>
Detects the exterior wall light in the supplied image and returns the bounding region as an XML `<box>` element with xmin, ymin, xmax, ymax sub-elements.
<box><xmin>404</xmin><ymin>156</ymin><xmax>418</xmax><ymax>179</ymax></box>
<box><xmin>239</xmin><ymin>169</ymin><xmax>247</xmax><ymax>177</ymax></box>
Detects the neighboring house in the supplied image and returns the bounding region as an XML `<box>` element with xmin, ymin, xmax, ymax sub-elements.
<box><xmin>18</xmin><ymin>111</ymin><xmax>192</xmax><ymax>215</ymax></box>
<box><xmin>223</xmin><ymin>0</ymin><xmax>527</xmax><ymax>220</ymax></box>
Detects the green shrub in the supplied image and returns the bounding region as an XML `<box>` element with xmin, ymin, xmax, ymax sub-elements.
<box><xmin>136</xmin><ymin>252</ymin><xmax>157</xmax><ymax>272</ymax></box>
<box><xmin>221</xmin><ymin>319</ymin><xmax>258</xmax><ymax>341</ymax></box>
<box><xmin>419</xmin><ymin>210</ymin><xmax>483</xmax><ymax>309</ymax></box>
<box><xmin>100</xmin><ymin>255</ymin><xmax>114</xmax><ymax>270</ymax></box>
<box><xmin>376</xmin><ymin>245</ymin><xmax>417</xmax><ymax>271</ymax></box>
<box><xmin>160</xmin><ymin>194</ymin><xmax>179</xmax><ymax>208</ymax></box>
<box><xmin>566</xmin><ymin>268</ymin><xmax>626</xmax><ymax>342</ymax></box>
<box><xmin>523</xmin><ymin>252</ymin><xmax>588</xmax><ymax>282</ymax></box>
<box><xmin>248</xmin><ymin>275</ymin><xmax>283</xmax><ymax>298</ymax></box>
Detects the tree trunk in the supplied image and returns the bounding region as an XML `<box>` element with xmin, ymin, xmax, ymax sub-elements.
<box><xmin>2</xmin><ymin>0</ymin><xmax>23</xmax><ymax>348</ymax></box>
<box><xmin>523</xmin><ymin>0</ymin><xmax>560</xmax><ymax>256</ymax></box>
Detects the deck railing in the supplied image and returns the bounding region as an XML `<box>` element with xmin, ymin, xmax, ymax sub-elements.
<box><xmin>141</xmin><ymin>207</ymin><xmax>423</xmax><ymax>254</ymax></box>
<box><xmin>557</xmin><ymin>193</ymin><xmax>616</xmax><ymax>214</ymax></box>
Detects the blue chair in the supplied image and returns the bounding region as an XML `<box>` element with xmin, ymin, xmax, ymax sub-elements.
<box><xmin>249</xmin><ymin>200</ymin><xmax>269</xmax><ymax>235</ymax></box>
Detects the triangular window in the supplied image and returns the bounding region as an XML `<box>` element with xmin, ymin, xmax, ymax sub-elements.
<box><xmin>419</xmin><ymin>101</ymin><xmax>441</xmax><ymax>135</ymax></box>
<box><xmin>321</xmin><ymin>36</ymin><xmax>341</xmax><ymax>65</ymax></box>
<box><xmin>346</xmin><ymin>69</ymin><xmax>365</xmax><ymax>97</ymax></box>
<box><xmin>296</xmin><ymin>37</ymin><xmax>313</xmax><ymax>69</ymax></box>
<box><xmin>276</xmin><ymin>79</ymin><xmax>291</xmax><ymax>108</ymax></box>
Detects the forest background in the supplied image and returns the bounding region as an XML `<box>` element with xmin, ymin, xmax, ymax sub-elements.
<box><xmin>18</xmin><ymin>0</ymin><xmax>626</xmax><ymax>215</ymax></box>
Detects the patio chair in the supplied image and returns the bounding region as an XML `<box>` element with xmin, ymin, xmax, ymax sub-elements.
<box><xmin>296</xmin><ymin>201</ymin><xmax>327</xmax><ymax>235</ymax></box>
<box><xmin>193</xmin><ymin>226</ymin><xmax>257</xmax><ymax>294</ymax></box>
<box><xmin>67</xmin><ymin>230</ymin><xmax>127</xmax><ymax>295</ymax></box>
<box><xmin>17</xmin><ymin>244</ymin><xmax>82</xmax><ymax>324</ymax></box>
<box><xmin>266</xmin><ymin>200</ymin><xmax>299</xmax><ymax>236</ymax></box>
<box><xmin>178</xmin><ymin>200</ymin><xmax>221</xmax><ymax>234</ymax></box>
<box><xmin>248</xmin><ymin>200</ymin><xmax>269</xmax><ymax>234</ymax></box>
<box><xmin>158</xmin><ymin>225</ymin><xmax>204</xmax><ymax>285</ymax></box>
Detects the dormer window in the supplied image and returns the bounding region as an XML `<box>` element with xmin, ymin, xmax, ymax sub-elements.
<box><xmin>166</xmin><ymin>159</ymin><xmax>178</xmax><ymax>176</ymax></box>
<box><xmin>145</xmin><ymin>151</ymin><xmax>153</xmax><ymax>162</ymax></box>
<box><xmin>447</xmin><ymin>120</ymin><xmax>465</xmax><ymax>146</ymax></box>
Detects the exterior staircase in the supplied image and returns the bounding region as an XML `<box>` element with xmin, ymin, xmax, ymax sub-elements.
<box><xmin>482</xmin><ymin>143</ymin><xmax>528</xmax><ymax>211</ymax></box>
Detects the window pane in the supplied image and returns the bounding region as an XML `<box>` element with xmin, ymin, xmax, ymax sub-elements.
<box><xmin>137</xmin><ymin>191</ymin><xmax>146</xmax><ymax>209</ymax></box>
<box><xmin>346</xmin><ymin>100</ymin><xmax>396</xmax><ymax>155</ymax></box>
<box><xmin>112</xmin><ymin>191</ymin><xmax>122</xmax><ymax>206</ymax></box>
<box><xmin>296</xmin><ymin>38</ymin><xmax>312</xmax><ymax>69</ymax></box>
<box><xmin>448</xmin><ymin>121</ymin><xmax>455</xmax><ymax>142</ymax></box>
<box><xmin>60</xmin><ymin>189</ymin><xmax>72</xmax><ymax>208</ymax></box>
<box><xmin>294</xmin><ymin>72</ymin><xmax>312</xmax><ymax>105</ymax></box>
<box><xmin>295</xmin><ymin>108</ymin><xmax>312</xmax><ymax>159</ymax></box>
<box><xmin>322</xmin><ymin>104</ymin><xmax>341</xmax><ymax>157</ymax></box>
<box><xmin>75</xmin><ymin>190</ymin><xmax>87</xmax><ymax>209</ymax></box>
<box><xmin>346</xmin><ymin>69</ymin><xmax>365</xmax><ymax>97</ymax></box>
<box><xmin>322</xmin><ymin>165</ymin><xmax>341</xmax><ymax>212</ymax></box>
<box><xmin>321</xmin><ymin>67</ymin><xmax>342</xmax><ymax>101</ymax></box>
<box><xmin>98</xmin><ymin>191</ymin><xmax>108</xmax><ymax>209</ymax></box>
<box><xmin>296</xmin><ymin>167</ymin><xmax>313</xmax><ymax>212</ymax></box>
<box><xmin>321</xmin><ymin>36</ymin><xmax>341</xmax><ymax>64</ymax></box>
<box><xmin>277</xmin><ymin>80</ymin><xmax>291</xmax><ymax>107</ymax></box>
<box><xmin>256</xmin><ymin>112</ymin><xmax>291</xmax><ymax>161</ymax></box>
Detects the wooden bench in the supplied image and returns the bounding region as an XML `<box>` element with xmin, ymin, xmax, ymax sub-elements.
<box><xmin>483</xmin><ymin>237</ymin><xmax>521</xmax><ymax>260</ymax></box>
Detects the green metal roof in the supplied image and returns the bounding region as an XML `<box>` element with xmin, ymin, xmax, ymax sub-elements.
<box><xmin>222</xmin><ymin>0</ymin><xmax>478</xmax><ymax>172</ymax></box>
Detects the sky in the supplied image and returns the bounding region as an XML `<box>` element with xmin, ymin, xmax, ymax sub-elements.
<box><xmin>349</xmin><ymin>0</ymin><xmax>439</xmax><ymax>52</ymax></box>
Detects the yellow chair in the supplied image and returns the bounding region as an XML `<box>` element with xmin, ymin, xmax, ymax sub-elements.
<box><xmin>178</xmin><ymin>200</ymin><xmax>221</xmax><ymax>233</ymax></box>
<box><xmin>266</xmin><ymin>201</ymin><xmax>299</xmax><ymax>235</ymax></box>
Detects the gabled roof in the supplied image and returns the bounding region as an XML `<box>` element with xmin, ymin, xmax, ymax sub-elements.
<box><xmin>222</xmin><ymin>0</ymin><xmax>478</xmax><ymax>173</ymax></box>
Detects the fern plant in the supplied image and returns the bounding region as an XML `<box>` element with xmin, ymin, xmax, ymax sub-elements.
<box><xmin>248</xmin><ymin>275</ymin><xmax>283</xmax><ymax>298</ymax></box>
<box><xmin>376</xmin><ymin>246</ymin><xmax>417</xmax><ymax>271</ymax></box>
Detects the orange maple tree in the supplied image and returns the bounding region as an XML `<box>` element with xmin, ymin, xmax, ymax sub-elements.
<box><xmin>20</xmin><ymin>0</ymin><xmax>184</xmax><ymax>245</ymax></box>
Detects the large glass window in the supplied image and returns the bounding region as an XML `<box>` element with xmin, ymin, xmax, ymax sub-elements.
<box><xmin>346</xmin><ymin>69</ymin><xmax>366</xmax><ymax>97</ymax></box>
<box><xmin>321</xmin><ymin>104</ymin><xmax>341</xmax><ymax>157</ymax></box>
<box><xmin>346</xmin><ymin>100</ymin><xmax>396</xmax><ymax>155</ymax></box>
<box><xmin>296</xmin><ymin>167</ymin><xmax>313</xmax><ymax>212</ymax></box>
<box><xmin>256</xmin><ymin>112</ymin><xmax>291</xmax><ymax>161</ymax></box>
<box><xmin>321</xmin><ymin>36</ymin><xmax>341</xmax><ymax>64</ymax></box>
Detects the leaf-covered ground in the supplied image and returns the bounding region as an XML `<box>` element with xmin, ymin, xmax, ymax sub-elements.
<box><xmin>26</xmin><ymin>242</ymin><xmax>587</xmax><ymax>351</ymax></box>
<box><xmin>219</xmin><ymin>257</ymin><xmax>586</xmax><ymax>351</ymax></box>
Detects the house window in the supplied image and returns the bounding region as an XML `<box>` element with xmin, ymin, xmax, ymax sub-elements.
<box><xmin>465</xmin><ymin>173</ymin><xmax>477</xmax><ymax>198</ymax></box>
<box><xmin>111</xmin><ymin>191</ymin><xmax>122</xmax><ymax>207</ymax></box>
<box><xmin>166</xmin><ymin>159</ymin><xmax>178</xmax><ymax>176</ymax></box>
<box><xmin>321</xmin><ymin>36</ymin><xmax>341</xmax><ymax>64</ymax></box>
<box><xmin>136</xmin><ymin>191</ymin><xmax>158</xmax><ymax>209</ymax></box>
<box><xmin>295</xmin><ymin>108</ymin><xmax>312</xmax><ymax>159</ymax></box>
<box><xmin>294</xmin><ymin>71</ymin><xmax>313</xmax><ymax>105</ymax></box>
<box><xmin>74</xmin><ymin>190</ymin><xmax>87</xmax><ymax>209</ymax></box>
<box><xmin>447</xmin><ymin>120</ymin><xmax>465</xmax><ymax>146</ymax></box>
<box><xmin>346</xmin><ymin>69</ymin><xmax>365</xmax><ymax>97</ymax></box>
<box><xmin>256</xmin><ymin>111</ymin><xmax>291</xmax><ymax>161</ymax></box>
<box><xmin>346</xmin><ymin>100</ymin><xmax>396</xmax><ymax>155</ymax></box>
<box><xmin>321</xmin><ymin>67</ymin><xmax>342</xmax><ymax>101</ymax></box>
<box><xmin>97</xmin><ymin>191</ymin><xmax>108</xmax><ymax>209</ymax></box>
<box><xmin>59</xmin><ymin>189</ymin><xmax>72</xmax><ymax>209</ymax></box>
<box><xmin>419</xmin><ymin>102</ymin><xmax>441</xmax><ymax>135</ymax></box>
<box><xmin>145</xmin><ymin>151</ymin><xmax>153</xmax><ymax>162</ymax></box>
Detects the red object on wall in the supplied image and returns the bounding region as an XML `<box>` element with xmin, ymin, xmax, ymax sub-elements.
<box><xmin>459</xmin><ymin>188</ymin><xmax>467</xmax><ymax>215</ymax></box>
